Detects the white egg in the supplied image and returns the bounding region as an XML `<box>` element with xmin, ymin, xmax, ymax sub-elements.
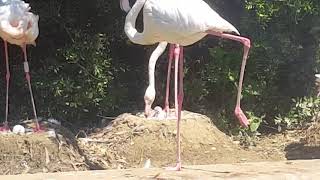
<box><xmin>12</xmin><ymin>125</ymin><xmax>25</xmax><ymax>135</ymax></box>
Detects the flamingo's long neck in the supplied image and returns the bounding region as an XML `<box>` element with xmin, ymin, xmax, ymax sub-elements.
<box><xmin>124</xmin><ymin>0</ymin><xmax>147</xmax><ymax>45</ymax></box>
<box><xmin>148</xmin><ymin>42</ymin><xmax>168</xmax><ymax>87</ymax></box>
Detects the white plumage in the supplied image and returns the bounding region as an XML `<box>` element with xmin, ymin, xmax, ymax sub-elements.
<box><xmin>0</xmin><ymin>0</ymin><xmax>39</xmax><ymax>46</ymax></box>
<box><xmin>0</xmin><ymin>0</ymin><xmax>41</xmax><ymax>132</ymax></box>
<box><xmin>121</xmin><ymin>0</ymin><xmax>251</xmax><ymax>171</ymax></box>
<box><xmin>124</xmin><ymin>0</ymin><xmax>239</xmax><ymax>46</ymax></box>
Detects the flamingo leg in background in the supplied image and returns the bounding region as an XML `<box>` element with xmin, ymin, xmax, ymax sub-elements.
<box><xmin>164</xmin><ymin>44</ymin><xmax>174</xmax><ymax>115</ymax></box>
<box><xmin>174</xmin><ymin>45</ymin><xmax>179</xmax><ymax>117</ymax></box>
<box><xmin>0</xmin><ymin>41</ymin><xmax>10</xmax><ymax>131</ymax></box>
<box><xmin>22</xmin><ymin>44</ymin><xmax>42</xmax><ymax>132</ymax></box>
<box><xmin>207</xmin><ymin>31</ymin><xmax>250</xmax><ymax>127</ymax></box>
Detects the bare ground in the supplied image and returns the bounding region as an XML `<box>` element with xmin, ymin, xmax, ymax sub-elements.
<box><xmin>0</xmin><ymin>111</ymin><xmax>320</xmax><ymax>175</ymax></box>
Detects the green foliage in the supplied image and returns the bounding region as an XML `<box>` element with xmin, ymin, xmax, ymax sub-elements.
<box><xmin>38</xmin><ymin>31</ymin><xmax>116</xmax><ymax>120</ymax></box>
<box><xmin>275</xmin><ymin>97</ymin><xmax>320</xmax><ymax>129</ymax></box>
<box><xmin>247</xmin><ymin>111</ymin><xmax>265</xmax><ymax>132</ymax></box>
<box><xmin>185</xmin><ymin>0</ymin><xmax>320</xmax><ymax>133</ymax></box>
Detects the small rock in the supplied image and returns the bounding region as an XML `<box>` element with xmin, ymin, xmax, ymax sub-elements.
<box><xmin>143</xmin><ymin>159</ymin><xmax>151</xmax><ymax>169</ymax></box>
<box><xmin>211</xmin><ymin>147</ymin><xmax>217</xmax><ymax>150</ymax></box>
<box><xmin>233</xmin><ymin>141</ymin><xmax>240</xmax><ymax>145</ymax></box>
<box><xmin>42</xmin><ymin>167</ymin><xmax>48</xmax><ymax>173</ymax></box>
<box><xmin>47</xmin><ymin>129</ymin><xmax>56</xmax><ymax>137</ymax></box>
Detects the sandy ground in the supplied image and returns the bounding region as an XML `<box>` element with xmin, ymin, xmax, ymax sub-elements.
<box><xmin>0</xmin><ymin>111</ymin><xmax>319</xmax><ymax>175</ymax></box>
<box><xmin>2</xmin><ymin>160</ymin><xmax>320</xmax><ymax>180</ymax></box>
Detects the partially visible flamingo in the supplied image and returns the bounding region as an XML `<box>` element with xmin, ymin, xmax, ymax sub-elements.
<box><xmin>0</xmin><ymin>0</ymin><xmax>41</xmax><ymax>132</ymax></box>
<box><xmin>121</xmin><ymin>0</ymin><xmax>250</xmax><ymax>171</ymax></box>
<box><xmin>120</xmin><ymin>1</ymin><xmax>179</xmax><ymax>119</ymax></box>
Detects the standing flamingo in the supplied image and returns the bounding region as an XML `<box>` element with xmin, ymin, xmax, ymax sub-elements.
<box><xmin>120</xmin><ymin>1</ymin><xmax>179</xmax><ymax>119</ymax></box>
<box><xmin>0</xmin><ymin>0</ymin><xmax>41</xmax><ymax>132</ymax></box>
<box><xmin>121</xmin><ymin>0</ymin><xmax>251</xmax><ymax>171</ymax></box>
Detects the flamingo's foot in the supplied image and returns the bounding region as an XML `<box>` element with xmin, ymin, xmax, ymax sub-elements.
<box><xmin>234</xmin><ymin>107</ymin><xmax>249</xmax><ymax>128</ymax></box>
<box><xmin>164</xmin><ymin>108</ymin><xmax>177</xmax><ymax>120</ymax></box>
<box><xmin>164</xmin><ymin>105</ymin><xmax>170</xmax><ymax>114</ymax></box>
<box><xmin>33</xmin><ymin>124</ymin><xmax>45</xmax><ymax>133</ymax></box>
<box><xmin>0</xmin><ymin>122</ymin><xmax>10</xmax><ymax>132</ymax></box>
<box><xmin>165</xmin><ymin>162</ymin><xmax>181</xmax><ymax>171</ymax></box>
<box><xmin>163</xmin><ymin>105</ymin><xmax>178</xmax><ymax>119</ymax></box>
<box><xmin>146</xmin><ymin>107</ymin><xmax>177</xmax><ymax>120</ymax></box>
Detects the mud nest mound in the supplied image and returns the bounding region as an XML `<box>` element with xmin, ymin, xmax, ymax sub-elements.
<box><xmin>0</xmin><ymin>121</ymin><xmax>100</xmax><ymax>175</ymax></box>
<box><xmin>302</xmin><ymin>115</ymin><xmax>320</xmax><ymax>147</ymax></box>
<box><xmin>285</xmin><ymin>115</ymin><xmax>320</xmax><ymax>160</ymax></box>
<box><xmin>79</xmin><ymin>111</ymin><xmax>268</xmax><ymax>169</ymax></box>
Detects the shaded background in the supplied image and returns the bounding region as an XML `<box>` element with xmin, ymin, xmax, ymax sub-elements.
<box><xmin>0</xmin><ymin>0</ymin><xmax>319</xmax><ymax>132</ymax></box>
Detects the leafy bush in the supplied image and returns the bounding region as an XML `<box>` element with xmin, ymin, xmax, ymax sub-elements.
<box><xmin>275</xmin><ymin>97</ymin><xmax>320</xmax><ymax>129</ymax></box>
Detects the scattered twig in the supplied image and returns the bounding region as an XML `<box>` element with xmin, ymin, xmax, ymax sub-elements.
<box><xmin>153</xmin><ymin>172</ymin><xmax>161</xmax><ymax>178</ymax></box>
<box><xmin>78</xmin><ymin>138</ymin><xmax>112</xmax><ymax>144</ymax></box>
<box><xmin>45</xmin><ymin>147</ymin><xmax>50</xmax><ymax>165</ymax></box>
<box><xmin>3</xmin><ymin>169</ymin><xmax>10</xmax><ymax>175</ymax></box>
<box><xmin>96</xmin><ymin>115</ymin><xmax>117</xmax><ymax>120</ymax></box>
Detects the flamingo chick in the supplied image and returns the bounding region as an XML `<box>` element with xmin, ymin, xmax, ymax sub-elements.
<box><xmin>0</xmin><ymin>0</ymin><xmax>41</xmax><ymax>132</ymax></box>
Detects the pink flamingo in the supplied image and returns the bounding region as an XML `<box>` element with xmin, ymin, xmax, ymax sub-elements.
<box><xmin>121</xmin><ymin>0</ymin><xmax>250</xmax><ymax>170</ymax></box>
<box><xmin>0</xmin><ymin>0</ymin><xmax>42</xmax><ymax>132</ymax></box>
<box><xmin>120</xmin><ymin>0</ymin><xmax>180</xmax><ymax>119</ymax></box>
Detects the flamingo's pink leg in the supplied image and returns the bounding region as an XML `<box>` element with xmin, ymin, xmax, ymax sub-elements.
<box><xmin>207</xmin><ymin>31</ymin><xmax>250</xmax><ymax>127</ymax></box>
<box><xmin>166</xmin><ymin>45</ymin><xmax>183</xmax><ymax>171</ymax></box>
<box><xmin>0</xmin><ymin>41</ymin><xmax>10</xmax><ymax>132</ymax></box>
<box><xmin>22</xmin><ymin>44</ymin><xmax>43</xmax><ymax>132</ymax></box>
<box><xmin>174</xmin><ymin>45</ymin><xmax>179</xmax><ymax>117</ymax></box>
<box><xmin>164</xmin><ymin>44</ymin><xmax>174</xmax><ymax>115</ymax></box>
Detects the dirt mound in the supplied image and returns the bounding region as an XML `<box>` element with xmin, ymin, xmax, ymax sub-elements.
<box><xmin>0</xmin><ymin>120</ymin><xmax>100</xmax><ymax>175</ymax></box>
<box><xmin>79</xmin><ymin>111</ymin><xmax>268</xmax><ymax>169</ymax></box>
<box><xmin>302</xmin><ymin>119</ymin><xmax>320</xmax><ymax>147</ymax></box>
<box><xmin>283</xmin><ymin>116</ymin><xmax>320</xmax><ymax>160</ymax></box>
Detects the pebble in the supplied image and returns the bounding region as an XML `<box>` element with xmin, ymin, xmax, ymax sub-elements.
<box><xmin>233</xmin><ymin>141</ymin><xmax>240</xmax><ymax>145</ymax></box>
<box><xmin>47</xmin><ymin>129</ymin><xmax>56</xmax><ymax>137</ymax></box>
<box><xmin>143</xmin><ymin>159</ymin><xmax>151</xmax><ymax>169</ymax></box>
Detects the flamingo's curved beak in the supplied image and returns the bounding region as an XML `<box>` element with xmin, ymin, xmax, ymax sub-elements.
<box><xmin>120</xmin><ymin>0</ymin><xmax>131</xmax><ymax>13</ymax></box>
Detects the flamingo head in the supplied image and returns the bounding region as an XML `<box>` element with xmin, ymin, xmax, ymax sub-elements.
<box><xmin>120</xmin><ymin>0</ymin><xmax>132</xmax><ymax>13</ymax></box>
<box><xmin>144</xmin><ymin>86</ymin><xmax>156</xmax><ymax>118</ymax></box>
